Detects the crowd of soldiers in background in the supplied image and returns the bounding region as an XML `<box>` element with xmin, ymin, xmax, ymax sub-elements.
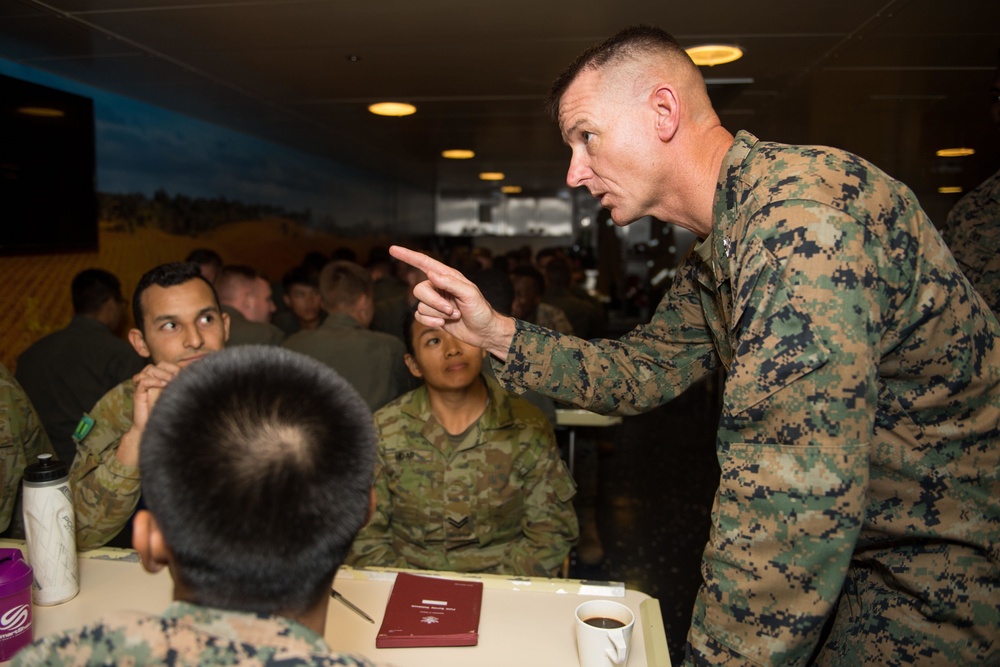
<box><xmin>1</xmin><ymin>240</ymin><xmax>617</xmax><ymax>563</ymax></box>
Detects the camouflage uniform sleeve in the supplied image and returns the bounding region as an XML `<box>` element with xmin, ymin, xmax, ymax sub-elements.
<box><xmin>689</xmin><ymin>200</ymin><xmax>880</xmax><ymax>665</ymax></box>
<box><xmin>0</xmin><ymin>365</ymin><xmax>55</xmax><ymax>534</ymax></box>
<box><xmin>69</xmin><ymin>381</ymin><xmax>142</xmax><ymax>550</ymax></box>
<box><xmin>493</xmin><ymin>256</ymin><xmax>718</xmax><ymax>415</ymax></box>
<box><xmin>939</xmin><ymin>169</ymin><xmax>1000</xmax><ymax>314</ymax></box>
<box><xmin>345</xmin><ymin>417</ymin><xmax>408</xmax><ymax>569</ymax></box>
<box><xmin>499</xmin><ymin>397</ymin><xmax>578</xmax><ymax>577</ymax></box>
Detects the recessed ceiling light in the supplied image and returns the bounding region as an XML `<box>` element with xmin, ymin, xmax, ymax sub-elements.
<box><xmin>368</xmin><ymin>102</ymin><xmax>416</xmax><ymax>117</ymax></box>
<box><xmin>18</xmin><ymin>107</ymin><xmax>65</xmax><ymax>118</ymax></box>
<box><xmin>935</xmin><ymin>147</ymin><xmax>975</xmax><ymax>158</ymax></box>
<box><xmin>685</xmin><ymin>45</ymin><xmax>743</xmax><ymax>67</ymax></box>
<box><xmin>442</xmin><ymin>149</ymin><xmax>475</xmax><ymax>159</ymax></box>
<box><xmin>501</xmin><ymin>185</ymin><xmax>522</xmax><ymax>194</ymax></box>
<box><xmin>479</xmin><ymin>172</ymin><xmax>504</xmax><ymax>181</ymax></box>
<box><xmin>937</xmin><ymin>186</ymin><xmax>963</xmax><ymax>194</ymax></box>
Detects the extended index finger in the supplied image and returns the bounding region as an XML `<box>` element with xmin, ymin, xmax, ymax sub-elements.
<box><xmin>390</xmin><ymin>245</ymin><xmax>451</xmax><ymax>276</ymax></box>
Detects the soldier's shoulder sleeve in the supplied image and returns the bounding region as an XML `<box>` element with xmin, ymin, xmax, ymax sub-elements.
<box><xmin>0</xmin><ymin>366</ymin><xmax>55</xmax><ymax>532</ymax></box>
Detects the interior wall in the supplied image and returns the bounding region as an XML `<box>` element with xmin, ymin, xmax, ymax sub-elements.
<box><xmin>0</xmin><ymin>61</ymin><xmax>436</xmax><ymax>372</ymax></box>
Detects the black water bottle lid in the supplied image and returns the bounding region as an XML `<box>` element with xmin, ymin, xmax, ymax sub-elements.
<box><xmin>23</xmin><ymin>453</ymin><xmax>68</xmax><ymax>483</ymax></box>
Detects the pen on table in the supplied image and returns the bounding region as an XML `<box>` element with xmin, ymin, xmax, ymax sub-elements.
<box><xmin>331</xmin><ymin>589</ymin><xmax>375</xmax><ymax>623</ymax></box>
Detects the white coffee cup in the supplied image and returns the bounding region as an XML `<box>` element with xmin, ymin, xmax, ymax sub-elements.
<box><xmin>574</xmin><ymin>599</ymin><xmax>635</xmax><ymax>667</ymax></box>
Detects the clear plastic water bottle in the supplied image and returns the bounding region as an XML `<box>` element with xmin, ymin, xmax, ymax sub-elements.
<box><xmin>22</xmin><ymin>454</ymin><xmax>79</xmax><ymax>605</ymax></box>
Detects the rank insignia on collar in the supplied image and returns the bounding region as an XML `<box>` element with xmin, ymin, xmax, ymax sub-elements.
<box><xmin>723</xmin><ymin>237</ymin><xmax>733</xmax><ymax>258</ymax></box>
<box><xmin>72</xmin><ymin>415</ymin><xmax>95</xmax><ymax>443</ymax></box>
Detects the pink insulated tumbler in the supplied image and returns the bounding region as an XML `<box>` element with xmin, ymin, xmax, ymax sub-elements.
<box><xmin>0</xmin><ymin>548</ymin><xmax>33</xmax><ymax>660</ymax></box>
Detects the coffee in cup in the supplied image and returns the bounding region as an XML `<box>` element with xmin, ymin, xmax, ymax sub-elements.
<box><xmin>574</xmin><ymin>599</ymin><xmax>634</xmax><ymax>667</ymax></box>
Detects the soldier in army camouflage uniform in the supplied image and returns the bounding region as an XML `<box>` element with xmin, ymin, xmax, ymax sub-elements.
<box><xmin>69</xmin><ymin>262</ymin><xmax>230</xmax><ymax>549</ymax></box>
<box><xmin>940</xmin><ymin>54</ymin><xmax>1000</xmax><ymax>314</ymax></box>
<box><xmin>0</xmin><ymin>363</ymin><xmax>55</xmax><ymax>536</ymax></box>
<box><xmin>15</xmin><ymin>346</ymin><xmax>382</xmax><ymax>666</ymax></box>
<box><xmin>390</xmin><ymin>26</ymin><xmax>1000</xmax><ymax>667</ymax></box>
<box><xmin>347</xmin><ymin>312</ymin><xmax>578</xmax><ymax>577</ymax></box>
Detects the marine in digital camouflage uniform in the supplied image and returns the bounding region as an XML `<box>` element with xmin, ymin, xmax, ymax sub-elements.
<box><xmin>347</xmin><ymin>374</ymin><xmax>578</xmax><ymax>577</ymax></box>
<box><xmin>390</xmin><ymin>26</ymin><xmax>1000</xmax><ymax>667</ymax></box>
<box><xmin>941</xmin><ymin>168</ymin><xmax>1000</xmax><ymax>315</ymax></box>
<box><xmin>0</xmin><ymin>363</ymin><xmax>55</xmax><ymax>535</ymax></box>
<box><xmin>496</xmin><ymin>131</ymin><xmax>1000</xmax><ymax>665</ymax></box>
<box><xmin>11</xmin><ymin>601</ymin><xmax>381</xmax><ymax>667</ymax></box>
<box><xmin>68</xmin><ymin>378</ymin><xmax>142</xmax><ymax>549</ymax></box>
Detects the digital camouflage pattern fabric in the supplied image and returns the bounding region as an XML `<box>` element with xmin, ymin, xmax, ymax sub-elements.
<box><xmin>941</xmin><ymin>167</ymin><xmax>1000</xmax><ymax>314</ymax></box>
<box><xmin>11</xmin><ymin>600</ymin><xmax>382</xmax><ymax>666</ymax></box>
<box><xmin>495</xmin><ymin>131</ymin><xmax>1000</xmax><ymax>665</ymax></box>
<box><xmin>68</xmin><ymin>379</ymin><xmax>141</xmax><ymax>550</ymax></box>
<box><xmin>0</xmin><ymin>363</ymin><xmax>55</xmax><ymax>534</ymax></box>
<box><xmin>347</xmin><ymin>375</ymin><xmax>578</xmax><ymax>577</ymax></box>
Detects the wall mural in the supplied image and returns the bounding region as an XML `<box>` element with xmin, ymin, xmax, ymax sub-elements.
<box><xmin>0</xmin><ymin>59</ymin><xmax>432</xmax><ymax>370</ymax></box>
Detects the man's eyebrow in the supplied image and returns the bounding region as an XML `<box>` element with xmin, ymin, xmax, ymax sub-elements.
<box><xmin>562</xmin><ymin>119</ymin><xmax>584</xmax><ymax>141</ymax></box>
<box><xmin>151</xmin><ymin>305</ymin><xmax>219</xmax><ymax>324</ymax></box>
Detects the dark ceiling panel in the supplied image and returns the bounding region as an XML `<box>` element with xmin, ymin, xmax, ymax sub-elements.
<box><xmin>0</xmin><ymin>0</ymin><xmax>996</xmax><ymax>202</ymax></box>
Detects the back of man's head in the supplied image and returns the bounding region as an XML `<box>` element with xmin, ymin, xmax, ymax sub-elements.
<box><xmin>133</xmin><ymin>262</ymin><xmax>219</xmax><ymax>335</ymax></box>
<box><xmin>215</xmin><ymin>265</ymin><xmax>259</xmax><ymax>304</ymax></box>
<box><xmin>72</xmin><ymin>268</ymin><xmax>122</xmax><ymax>315</ymax></box>
<box><xmin>140</xmin><ymin>345</ymin><xmax>376</xmax><ymax>615</ymax></box>
<box><xmin>320</xmin><ymin>260</ymin><xmax>373</xmax><ymax>311</ymax></box>
<box><xmin>185</xmin><ymin>248</ymin><xmax>224</xmax><ymax>283</ymax></box>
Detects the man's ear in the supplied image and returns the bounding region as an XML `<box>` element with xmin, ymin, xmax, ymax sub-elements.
<box><xmin>652</xmin><ymin>84</ymin><xmax>681</xmax><ymax>142</ymax></box>
<box><xmin>221</xmin><ymin>310</ymin><xmax>231</xmax><ymax>342</ymax></box>
<box><xmin>128</xmin><ymin>328</ymin><xmax>152</xmax><ymax>359</ymax></box>
<box><xmin>403</xmin><ymin>353</ymin><xmax>422</xmax><ymax>379</ymax></box>
<box><xmin>132</xmin><ymin>510</ymin><xmax>171</xmax><ymax>574</ymax></box>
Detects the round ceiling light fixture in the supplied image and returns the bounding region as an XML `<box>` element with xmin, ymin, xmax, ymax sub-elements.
<box><xmin>685</xmin><ymin>44</ymin><xmax>743</xmax><ymax>67</ymax></box>
<box><xmin>18</xmin><ymin>107</ymin><xmax>65</xmax><ymax>118</ymax></box>
<box><xmin>935</xmin><ymin>147</ymin><xmax>975</xmax><ymax>158</ymax></box>
<box><xmin>368</xmin><ymin>102</ymin><xmax>416</xmax><ymax>117</ymax></box>
<box><xmin>442</xmin><ymin>149</ymin><xmax>475</xmax><ymax>159</ymax></box>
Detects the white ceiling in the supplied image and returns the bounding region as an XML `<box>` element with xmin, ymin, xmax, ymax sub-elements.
<box><xmin>2</xmin><ymin>0</ymin><xmax>998</xmax><ymax>219</ymax></box>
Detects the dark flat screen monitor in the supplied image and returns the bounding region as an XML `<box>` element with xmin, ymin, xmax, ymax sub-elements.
<box><xmin>0</xmin><ymin>72</ymin><xmax>97</xmax><ymax>255</ymax></box>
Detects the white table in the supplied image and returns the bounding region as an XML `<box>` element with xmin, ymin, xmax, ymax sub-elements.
<box><xmin>555</xmin><ymin>408</ymin><xmax>623</xmax><ymax>472</ymax></box>
<box><xmin>1</xmin><ymin>541</ymin><xmax>670</xmax><ymax>666</ymax></box>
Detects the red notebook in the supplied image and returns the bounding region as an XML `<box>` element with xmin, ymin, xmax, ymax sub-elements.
<box><xmin>375</xmin><ymin>572</ymin><xmax>484</xmax><ymax>648</ymax></box>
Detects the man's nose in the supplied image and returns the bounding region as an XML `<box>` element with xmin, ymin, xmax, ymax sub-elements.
<box><xmin>185</xmin><ymin>325</ymin><xmax>205</xmax><ymax>349</ymax></box>
<box><xmin>566</xmin><ymin>150</ymin><xmax>592</xmax><ymax>188</ymax></box>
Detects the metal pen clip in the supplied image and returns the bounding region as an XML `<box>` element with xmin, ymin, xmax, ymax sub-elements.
<box><xmin>331</xmin><ymin>588</ymin><xmax>374</xmax><ymax>623</ymax></box>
